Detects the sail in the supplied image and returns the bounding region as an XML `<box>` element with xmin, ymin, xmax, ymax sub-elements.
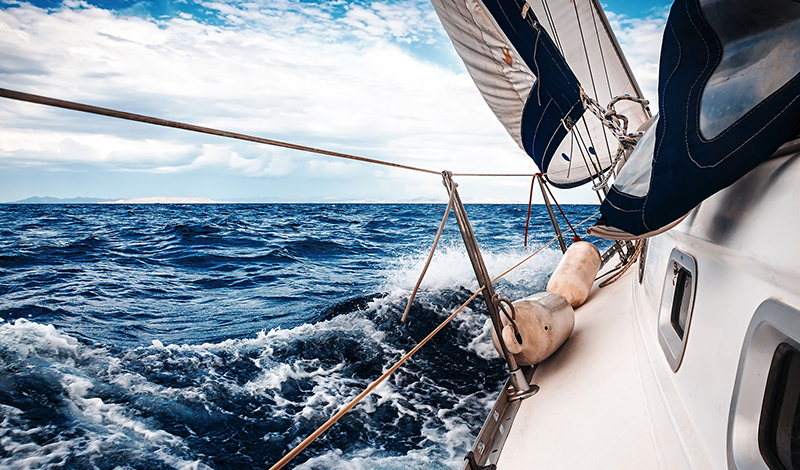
<box><xmin>429</xmin><ymin>0</ymin><xmax>650</xmax><ymax>188</ymax></box>
<box><xmin>591</xmin><ymin>0</ymin><xmax>800</xmax><ymax>238</ymax></box>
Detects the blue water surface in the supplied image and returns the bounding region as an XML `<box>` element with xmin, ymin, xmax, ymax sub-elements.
<box><xmin>0</xmin><ymin>203</ymin><xmax>604</xmax><ymax>469</ymax></box>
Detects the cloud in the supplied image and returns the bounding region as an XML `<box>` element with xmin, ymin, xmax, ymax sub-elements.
<box><xmin>606</xmin><ymin>7</ymin><xmax>670</xmax><ymax>110</ymax></box>
<box><xmin>0</xmin><ymin>0</ymin><xmax>666</xmax><ymax>202</ymax></box>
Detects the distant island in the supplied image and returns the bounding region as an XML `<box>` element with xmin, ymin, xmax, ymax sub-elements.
<box><xmin>7</xmin><ymin>196</ymin><xmax>224</xmax><ymax>204</ymax></box>
<box><xmin>9</xmin><ymin>196</ymin><xmax>115</xmax><ymax>204</ymax></box>
<box><xmin>3</xmin><ymin>196</ymin><xmax>582</xmax><ymax>204</ymax></box>
<box><xmin>105</xmin><ymin>197</ymin><xmax>223</xmax><ymax>204</ymax></box>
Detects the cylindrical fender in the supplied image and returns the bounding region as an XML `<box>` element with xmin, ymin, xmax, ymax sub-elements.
<box><xmin>546</xmin><ymin>241</ymin><xmax>601</xmax><ymax>308</ymax></box>
<box><xmin>491</xmin><ymin>292</ymin><xmax>574</xmax><ymax>366</ymax></box>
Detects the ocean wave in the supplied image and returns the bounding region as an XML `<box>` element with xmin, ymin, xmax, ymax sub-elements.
<box><xmin>0</xmin><ymin>288</ymin><xmax>504</xmax><ymax>469</ymax></box>
<box><xmin>0</xmin><ymin>203</ymin><xmax>605</xmax><ymax>469</ymax></box>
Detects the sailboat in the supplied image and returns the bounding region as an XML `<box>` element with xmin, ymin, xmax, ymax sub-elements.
<box><xmin>426</xmin><ymin>0</ymin><xmax>800</xmax><ymax>468</ymax></box>
<box><xmin>2</xmin><ymin>0</ymin><xmax>799</xmax><ymax>467</ymax></box>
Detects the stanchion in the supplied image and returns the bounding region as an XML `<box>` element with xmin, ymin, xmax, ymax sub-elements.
<box><xmin>442</xmin><ymin>171</ymin><xmax>536</xmax><ymax>400</ymax></box>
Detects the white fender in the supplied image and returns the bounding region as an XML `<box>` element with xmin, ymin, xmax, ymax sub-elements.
<box><xmin>546</xmin><ymin>241</ymin><xmax>601</xmax><ymax>308</ymax></box>
<box><xmin>491</xmin><ymin>292</ymin><xmax>574</xmax><ymax>366</ymax></box>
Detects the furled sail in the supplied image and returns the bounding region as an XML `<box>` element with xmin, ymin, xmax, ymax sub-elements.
<box><xmin>590</xmin><ymin>0</ymin><xmax>800</xmax><ymax>239</ymax></box>
<box><xmin>429</xmin><ymin>0</ymin><xmax>650</xmax><ymax>188</ymax></box>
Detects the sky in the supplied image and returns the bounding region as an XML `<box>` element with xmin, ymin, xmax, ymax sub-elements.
<box><xmin>0</xmin><ymin>0</ymin><xmax>671</xmax><ymax>203</ymax></box>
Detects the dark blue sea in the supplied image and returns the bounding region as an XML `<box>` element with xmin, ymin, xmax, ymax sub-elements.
<box><xmin>0</xmin><ymin>203</ymin><xmax>605</xmax><ymax>470</ymax></box>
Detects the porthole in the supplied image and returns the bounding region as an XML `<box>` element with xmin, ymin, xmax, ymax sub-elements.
<box><xmin>728</xmin><ymin>300</ymin><xmax>800</xmax><ymax>470</ymax></box>
<box><xmin>759</xmin><ymin>343</ymin><xmax>800</xmax><ymax>470</ymax></box>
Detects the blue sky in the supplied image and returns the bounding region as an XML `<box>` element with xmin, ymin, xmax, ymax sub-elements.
<box><xmin>0</xmin><ymin>0</ymin><xmax>670</xmax><ymax>203</ymax></box>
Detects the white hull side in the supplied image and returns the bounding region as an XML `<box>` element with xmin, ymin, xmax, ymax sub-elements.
<box><xmin>496</xmin><ymin>150</ymin><xmax>800</xmax><ymax>469</ymax></box>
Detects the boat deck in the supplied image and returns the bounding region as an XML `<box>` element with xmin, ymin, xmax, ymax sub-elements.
<box><xmin>496</xmin><ymin>268</ymin><xmax>699</xmax><ymax>470</ymax></box>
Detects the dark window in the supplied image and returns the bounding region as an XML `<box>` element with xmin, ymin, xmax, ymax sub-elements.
<box><xmin>760</xmin><ymin>343</ymin><xmax>800</xmax><ymax>470</ymax></box>
<box><xmin>670</xmin><ymin>267</ymin><xmax>692</xmax><ymax>340</ymax></box>
<box><xmin>638</xmin><ymin>239</ymin><xmax>648</xmax><ymax>284</ymax></box>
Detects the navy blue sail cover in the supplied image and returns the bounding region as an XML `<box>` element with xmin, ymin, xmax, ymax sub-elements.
<box><xmin>598</xmin><ymin>0</ymin><xmax>800</xmax><ymax>236</ymax></box>
<box><xmin>478</xmin><ymin>0</ymin><xmax>584</xmax><ymax>183</ymax></box>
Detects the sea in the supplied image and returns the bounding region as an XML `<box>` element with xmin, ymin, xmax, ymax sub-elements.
<box><xmin>0</xmin><ymin>203</ymin><xmax>607</xmax><ymax>470</ymax></box>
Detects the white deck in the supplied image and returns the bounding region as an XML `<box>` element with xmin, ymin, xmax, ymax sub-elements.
<box><xmin>496</xmin><ymin>268</ymin><xmax>702</xmax><ymax>469</ymax></box>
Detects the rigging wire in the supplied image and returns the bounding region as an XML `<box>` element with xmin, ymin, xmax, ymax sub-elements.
<box><xmin>0</xmin><ymin>87</ymin><xmax>539</xmax><ymax>178</ymax></box>
<box><xmin>0</xmin><ymin>88</ymin><xmax>441</xmax><ymax>175</ymax></box>
<box><xmin>452</xmin><ymin>173</ymin><xmax>539</xmax><ymax>177</ymax></box>
<box><xmin>571</xmin><ymin>125</ymin><xmax>602</xmax><ymax>185</ymax></box>
<box><xmin>540</xmin><ymin>0</ymin><xmax>564</xmax><ymax>55</ymax></box>
<box><xmin>585</xmin><ymin>0</ymin><xmax>616</xmax><ymax>166</ymax></box>
<box><xmin>523</xmin><ymin>174</ymin><xmax>536</xmax><ymax>249</ymax></box>
<box><xmin>579</xmin><ymin>116</ymin><xmax>605</xmax><ymax>181</ymax></box>
<box><xmin>400</xmin><ymin>188</ymin><xmax>456</xmax><ymax>323</ymax></box>
<box><xmin>539</xmin><ymin>175</ymin><xmax>581</xmax><ymax>241</ymax></box>
<box><xmin>571</xmin><ymin>0</ymin><xmax>614</xmax><ymax>170</ymax></box>
<box><xmin>588</xmin><ymin>0</ymin><xmax>614</xmax><ymax>100</ymax></box>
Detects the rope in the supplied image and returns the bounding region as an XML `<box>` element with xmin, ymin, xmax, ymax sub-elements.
<box><xmin>598</xmin><ymin>239</ymin><xmax>643</xmax><ymax>287</ymax></box>
<box><xmin>1</xmin><ymin>87</ymin><xmax>538</xmax><ymax>178</ymax></box>
<box><xmin>401</xmin><ymin>188</ymin><xmax>457</xmax><ymax>323</ymax></box>
<box><xmin>268</xmin><ymin>211</ymin><xmax>600</xmax><ymax>470</ymax></box>
<box><xmin>495</xmin><ymin>295</ymin><xmax>521</xmax><ymax>343</ymax></box>
<box><xmin>539</xmin><ymin>176</ymin><xmax>581</xmax><ymax>241</ymax></box>
<box><xmin>492</xmin><ymin>211</ymin><xmax>598</xmax><ymax>282</ymax></box>
<box><xmin>267</xmin><ymin>286</ymin><xmax>486</xmax><ymax>470</ymax></box>
<box><xmin>523</xmin><ymin>174</ymin><xmax>536</xmax><ymax>249</ymax></box>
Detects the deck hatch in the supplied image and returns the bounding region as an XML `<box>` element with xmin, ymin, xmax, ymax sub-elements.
<box><xmin>657</xmin><ymin>248</ymin><xmax>697</xmax><ymax>371</ymax></box>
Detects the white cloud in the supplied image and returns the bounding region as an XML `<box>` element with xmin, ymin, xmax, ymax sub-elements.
<box><xmin>606</xmin><ymin>8</ymin><xmax>669</xmax><ymax>110</ymax></box>
<box><xmin>0</xmin><ymin>0</ymin><xmax>666</xmax><ymax>203</ymax></box>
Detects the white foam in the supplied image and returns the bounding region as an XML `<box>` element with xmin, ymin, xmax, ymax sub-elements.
<box><xmin>0</xmin><ymin>319</ymin><xmax>213</xmax><ymax>470</ymax></box>
<box><xmin>0</xmin><ymin>319</ymin><xmax>81</xmax><ymax>361</ymax></box>
<box><xmin>294</xmin><ymin>446</ymin><xmax>455</xmax><ymax>470</ymax></box>
<box><xmin>381</xmin><ymin>243</ymin><xmax>561</xmax><ymax>294</ymax></box>
<box><xmin>0</xmin><ymin>267</ymin><xmax>538</xmax><ymax>470</ymax></box>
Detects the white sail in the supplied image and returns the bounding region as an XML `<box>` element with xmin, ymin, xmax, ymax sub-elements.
<box><xmin>430</xmin><ymin>0</ymin><xmax>651</xmax><ymax>188</ymax></box>
<box><xmin>529</xmin><ymin>0</ymin><xmax>650</xmax><ymax>185</ymax></box>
